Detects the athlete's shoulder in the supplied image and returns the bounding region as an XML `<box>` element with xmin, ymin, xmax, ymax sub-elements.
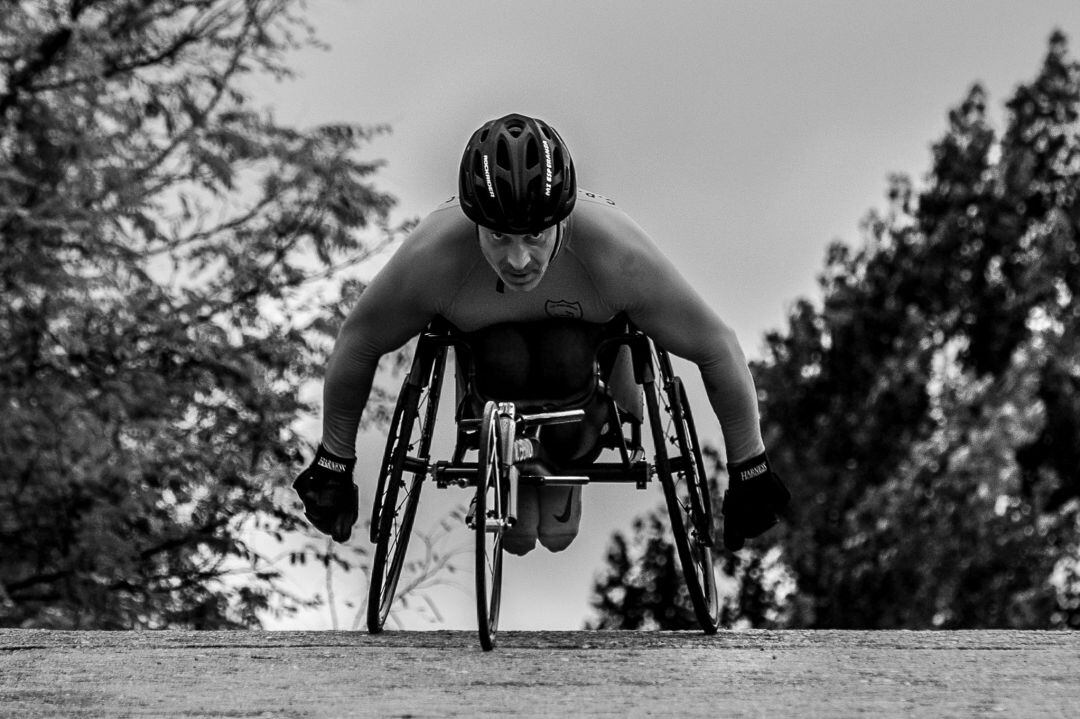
<box><xmin>365</xmin><ymin>197</ymin><xmax>482</xmax><ymax>314</ymax></box>
<box><xmin>377</xmin><ymin>196</ymin><xmax>481</xmax><ymax>294</ymax></box>
<box><xmin>565</xmin><ymin>188</ymin><xmax>672</xmax><ymax>296</ymax></box>
<box><xmin>398</xmin><ymin>196</ymin><xmax>476</xmax><ymax>257</ymax></box>
<box><xmin>569</xmin><ymin>188</ymin><xmax>651</xmax><ymax>249</ymax></box>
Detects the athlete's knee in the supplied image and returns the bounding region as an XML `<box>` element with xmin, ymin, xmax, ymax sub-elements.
<box><xmin>503</xmin><ymin>525</ymin><xmax>537</xmax><ymax>556</ymax></box>
<box><xmin>534</xmin><ymin>321</ymin><xmax>600</xmax><ymax>393</ymax></box>
<box><xmin>544</xmin><ymin>322</ymin><xmax>596</xmax><ymax>364</ymax></box>
<box><xmin>538</xmin><ymin>526</ymin><xmax>579</xmax><ymax>552</ymax></box>
<box><xmin>504</xmin><ymin>483</ymin><xmax>540</xmax><ymax>556</ymax></box>
<box><xmin>471</xmin><ymin>324</ymin><xmax>530</xmax><ymax>397</ymax></box>
<box><xmin>541</xmin><ymin>398</ymin><xmax>606</xmax><ymax>464</ymax></box>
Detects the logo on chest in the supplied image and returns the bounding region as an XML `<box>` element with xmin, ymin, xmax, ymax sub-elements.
<box><xmin>544</xmin><ymin>299</ymin><xmax>583</xmax><ymax>319</ymax></box>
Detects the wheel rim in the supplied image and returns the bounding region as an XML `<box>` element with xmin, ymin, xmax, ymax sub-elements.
<box><xmin>648</xmin><ymin>368</ymin><xmax>720</xmax><ymax>633</ymax></box>
<box><xmin>375</xmin><ymin>473</ymin><xmax>423</xmax><ymax>626</ymax></box>
<box><xmin>367</xmin><ymin>347</ymin><xmax>445</xmax><ymax>633</ymax></box>
<box><xmin>476</xmin><ymin>402</ymin><xmax>504</xmax><ymax>651</ymax></box>
<box><xmin>668</xmin><ymin>379</ymin><xmax>719</xmax><ymax>630</ymax></box>
<box><xmin>672</xmin><ymin>379</ymin><xmax>719</xmax><ymax>631</ymax></box>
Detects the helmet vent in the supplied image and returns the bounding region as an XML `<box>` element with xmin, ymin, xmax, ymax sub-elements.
<box><xmin>496</xmin><ymin>141</ymin><xmax>511</xmax><ymax>171</ymax></box>
<box><xmin>496</xmin><ymin>177</ymin><xmax>514</xmax><ymax>202</ymax></box>
<box><xmin>525</xmin><ymin>139</ymin><xmax>539</xmax><ymax>169</ymax></box>
<box><xmin>555</xmin><ymin>147</ymin><xmax>570</xmax><ymax>178</ymax></box>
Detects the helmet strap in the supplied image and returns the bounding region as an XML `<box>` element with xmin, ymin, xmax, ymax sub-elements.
<box><xmin>548</xmin><ymin>220</ymin><xmax>566</xmax><ymax>265</ymax></box>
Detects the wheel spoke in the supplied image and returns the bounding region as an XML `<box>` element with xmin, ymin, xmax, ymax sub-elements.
<box><xmin>648</xmin><ymin>349</ymin><xmax>720</xmax><ymax>633</ymax></box>
<box><xmin>367</xmin><ymin>343</ymin><xmax>445</xmax><ymax>634</ymax></box>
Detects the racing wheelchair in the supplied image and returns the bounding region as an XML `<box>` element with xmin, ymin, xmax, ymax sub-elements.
<box><xmin>366</xmin><ymin>315</ymin><xmax>719</xmax><ymax>650</ymax></box>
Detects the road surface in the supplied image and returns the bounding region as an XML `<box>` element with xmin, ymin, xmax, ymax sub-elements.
<box><xmin>2</xmin><ymin>629</ymin><xmax>1078</xmax><ymax>717</ymax></box>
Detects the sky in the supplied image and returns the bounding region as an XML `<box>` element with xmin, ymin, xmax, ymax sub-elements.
<box><xmin>254</xmin><ymin>1</ymin><xmax>1080</xmax><ymax>631</ymax></box>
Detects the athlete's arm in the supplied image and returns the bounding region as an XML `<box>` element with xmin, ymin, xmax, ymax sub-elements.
<box><xmin>320</xmin><ymin>221</ymin><xmax>444</xmax><ymax>458</ymax></box>
<box><xmin>587</xmin><ymin>207</ymin><xmax>765</xmax><ymax>463</ymax></box>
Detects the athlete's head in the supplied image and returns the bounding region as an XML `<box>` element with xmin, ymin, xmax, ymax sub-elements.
<box><xmin>459</xmin><ymin>113</ymin><xmax>576</xmax><ymax>292</ymax></box>
<box><xmin>458</xmin><ymin>113</ymin><xmax>576</xmax><ymax>235</ymax></box>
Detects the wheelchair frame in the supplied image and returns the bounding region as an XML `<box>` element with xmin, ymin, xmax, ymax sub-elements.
<box><xmin>366</xmin><ymin>316</ymin><xmax>719</xmax><ymax>650</ymax></box>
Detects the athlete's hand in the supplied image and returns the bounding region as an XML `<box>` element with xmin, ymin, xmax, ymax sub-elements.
<box><xmin>292</xmin><ymin>445</ymin><xmax>358</xmax><ymax>543</ymax></box>
<box><xmin>722</xmin><ymin>451</ymin><xmax>790</xmax><ymax>551</ymax></box>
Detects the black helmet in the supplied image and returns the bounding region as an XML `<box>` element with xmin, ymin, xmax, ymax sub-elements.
<box><xmin>458</xmin><ymin>113</ymin><xmax>577</xmax><ymax>233</ymax></box>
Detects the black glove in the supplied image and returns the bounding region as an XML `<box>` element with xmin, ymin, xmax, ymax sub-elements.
<box><xmin>292</xmin><ymin>445</ymin><xmax>358</xmax><ymax>543</ymax></box>
<box><xmin>722</xmin><ymin>451</ymin><xmax>790</xmax><ymax>552</ymax></box>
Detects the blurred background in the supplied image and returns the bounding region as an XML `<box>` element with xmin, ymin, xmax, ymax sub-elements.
<box><xmin>2</xmin><ymin>0</ymin><xmax>1079</xmax><ymax>632</ymax></box>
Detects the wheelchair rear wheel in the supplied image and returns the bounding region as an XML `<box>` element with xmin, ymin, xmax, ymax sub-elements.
<box><xmin>646</xmin><ymin>351</ymin><xmax>720</xmax><ymax>633</ymax></box>
<box><xmin>474</xmin><ymin>400</ymin><xmax>507</xmax><ymax>651</ymax></box>
<box><xmin>367</xmin><ymin>343</ymin><xmax>446</xmax><ymax>633</ymax></box>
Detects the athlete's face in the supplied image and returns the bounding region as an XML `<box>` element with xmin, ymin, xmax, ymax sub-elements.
<box><xmin>477</xmin><ymin>224</ymin><xmax>559</xmax><ymax>292</ymax></box>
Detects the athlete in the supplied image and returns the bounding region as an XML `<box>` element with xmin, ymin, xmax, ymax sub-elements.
<box><xmin>293</xmin><ymin>113</ymin><xmax>789</xmax><ymax>555</ymax></box>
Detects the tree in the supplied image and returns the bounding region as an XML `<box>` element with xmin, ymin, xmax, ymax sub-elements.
<box><xmin>0</xmin><ymin>1</ymin><xmax>404</xmax><ymax>628</ymax></box>
<box><xmin>587</xmin><ymin>450</ymin><xmax>793</xmax><ymax>630</ymax></box>
<box><xmin>757</xmin><ymin>29</ymin><xmax>1080</xmax><ymax>629</ymax></box>
<box><xmin>587</xmin><ymin>511</ymin><xmax>697</xmax><ymax>630</ymax></box>
<box><xmin>589</xmin><ymin>30</ymin><xmax>1080</xmax><ymax>630</ymax></box>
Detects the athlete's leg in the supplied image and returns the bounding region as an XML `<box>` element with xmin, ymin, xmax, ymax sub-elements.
<box><xmin>464</xmin><ymin>319</ymin><xmax>602</xmax><ymax>556</ymax></box>
<box><xmin>603</xmin><ymin>344</ymin><xmax>643</xmax><ymax>424</ymax></box>
<box><xmin>528</xmin><ymin>320</ymin><xmax>607</xmax><ymax>464</ymax></box>
<box><xmin>539</xmin><ymin>395</ymin><xmax>607</xmax><ymax>465</ymax></box>
<box><xmin>466</xmin><ymin>324</ymin><xmax>537</xmax><ymax>554</ymax></box>
<box><xmin>503</xmin><ymin>480</ymin><xmax>539</xmax><ymax>556</ymax></box>
<box><xmin>536</xmin><ymin>484</ymin><xmax>582</xmax><ymax>552</ymax></box>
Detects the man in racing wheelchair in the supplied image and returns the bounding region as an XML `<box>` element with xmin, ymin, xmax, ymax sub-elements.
<box><xmin>294</xmin><ymin>112</ymin><xmax>789</xmax><ymax>555</ymax></box>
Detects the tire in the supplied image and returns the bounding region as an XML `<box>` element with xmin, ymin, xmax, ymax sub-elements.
<box><xmin>474</xmin><ymin>401</ymin><xmax>506</xmax><ymax>651</ymax></box>
<box><xmin>645</xmin><ymin>350</ymin><xmax>720</xmax><ymax>634</ymax></box>
<box><xmin>366</xmin><ymin>343</ymin><xmax>446</xmax><ymax>634</ymax></box>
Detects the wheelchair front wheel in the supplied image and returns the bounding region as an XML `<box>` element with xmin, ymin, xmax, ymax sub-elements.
<box><xmin>474</xmin><ymin>400</ymin><xmax>506</xmax><ymax>651</ymax></box>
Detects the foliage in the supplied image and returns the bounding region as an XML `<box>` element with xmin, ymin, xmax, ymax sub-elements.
<box><xmin>759</xmin><ymin>29</ymin><xmax>1080</xmax><ymax>629</ymax></box>
<box><xmin>0</xmin><ymin>0</ymin><xmax>403</xmax><ymax>628</ymax></box>
<box><xmin>589</xmin><ymin>30</ymin><xmax>1080</xmax><ymax>629</ymax></box>
<box><xmin>284</xmin><ymin>504</ymin><xmax>470</xmax><ymax>632</ymax></box>
<box><xmin>587</xmin><ymin>448</ymin><xmax>795</xmax><ymax>630</ymax></box>
<box><xmin>587</xmin><ymin>511</ymin><xmax>698</xmax><ymax>630</ymax></box>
